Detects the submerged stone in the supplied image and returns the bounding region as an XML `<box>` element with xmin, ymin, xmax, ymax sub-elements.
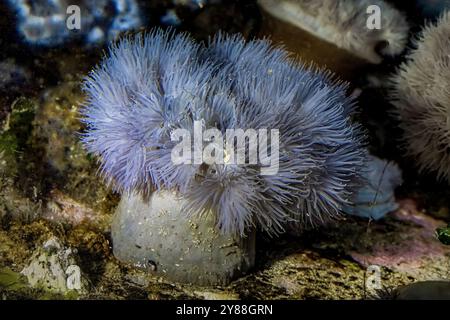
<box><xmin>21</xmin><ymin>237</ymin><xmax>88</xmax><ymax>295</ymax></box>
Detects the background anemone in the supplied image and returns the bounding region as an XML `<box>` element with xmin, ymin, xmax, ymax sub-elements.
<box><xmin>8</xmin><ymin>0</ymin><xmax>143</xmax><ymax>46</ymax></box>
<box><xmin>343</xmin><ymin>155</ymin><xmax>402</xmax><ymax>220</ymax></box>
<box><xmin>81</xmin><ymin>29</ymin><xmax>366</xmax><ymax>236</ymax></box>
<box><xmin>258</xmin><ymin>0</ymin><xmax>410</xmax><ymax>64</ymax></box>
<box><xmin>390</xmin><ymin>11</ymin><xmax>450</xmax><ymax>182</ymax></box>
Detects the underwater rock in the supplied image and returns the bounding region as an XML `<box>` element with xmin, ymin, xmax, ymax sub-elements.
<box><xmin>0</xmin><ymin>186</ymin><xmax>42</xmax><ymax>224</ymax></box>
<box><xmin>112</xmin><ymin>191</ymin><xmax>255</xmax><ymax>286</ymax></box>
<box><xmin>8</xmin><ymin>0</ymin><xmax>143</xmax><ymax>46</ymax></box>
<box><xmin>0</xmin><ymin>150</ymin><xmax>7</xmax><ymax>175</ymax></box>
<box><xmin>43</xmin><ymin>189</ymin><xmax>110</xmax><ymax>231</ymax></box>
<box><xmin>343</xmin><ymin>155</ymin><xmax>402</xmax><ymax>220</ymax></box>
<box><xmin>389</xmin><ymin>281</ymin><xmax>450</xmax><ymax>300</ymax></box>
<box><xmin>231</xmin><ymin>249</ymin><xmax>371</xmax><ymax>299</ymax></box>
<box><xmin>390</xmin><ymin>11</ymin><xmax>450</xmax><ymax>182</ymax></box>
<box><xmin>0</xmin><ymin>97</ymin><xmax>36</xmax><ymax>177</ymax></box>
<box><xmin>0</xmin><ymin>267</ymin><xmax>30</xmax><ymax>295</ymax></box>
<box><xmin>350</xmin><ymin>199</ymin><xmax>450</xmax><ymax>280</ymax></box>
<box><xmin>258</xmin><ymin>0</ymin><xmax>409</xmax><ymax>64</ymax></box>
<box><xmin>0</xmin><ymin>229</ymin><xmax>30</xmax><ymax>269</ymax></box>
<box><xmin>31</xmin><ymin>78</ymin><xmax>117</xmax><ymax>221</ymax></box>
<box><xmin>193</xmin><ymin>290</ymin><xmax>240</xmax><ymax>300</ymax></box>
<box><xmin>21</xmin><ymin>237</ymin><xmax>88</xmax><ymax>294</ymax></box>
<box><xmin>0</xmin><ymin>98</ymin><xmax>42</xmax><ymax>223</ymax></box>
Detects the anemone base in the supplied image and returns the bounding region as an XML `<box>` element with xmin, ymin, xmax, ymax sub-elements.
<box><xmin>111</xmin><ymin>191</ymin><xmax>255</xmax><ymax>286</ymax></box>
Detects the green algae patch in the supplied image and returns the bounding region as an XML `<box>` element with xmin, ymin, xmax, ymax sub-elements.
<box><xmin>30</xmin><ymin>81</ymin><xmax>118</xmax><ymax>220</ymax></box>
<box><xmin>0</xmin><ymin>97</ymin><xmax>36</xmax><ymax>176</ymax></box>
<box><xmin>436</xmin><ymin>225</ymin><xmax>450</xmax><ymax>245</ymax></box>
<box><xmin>0</xmin><ymin>267</ymin><xmax>28</xmax><ymax>291</ymax></box>
<box><xmin>3</xmin><ymin>98</ymin><xmax>36</xmax><ymax>148</ymax></box>
<box><xmin>0</xmin><ymin>267</ymin><xmax>79</xmax><ymax>299</ymax></box>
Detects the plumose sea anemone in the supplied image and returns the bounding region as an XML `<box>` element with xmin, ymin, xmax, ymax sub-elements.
<box><xmin>343</xmin><ymin>155</ymin><xmax>402</xmax><ymax>220</ymax></box>
<box><xmin>81</xmin><ymin>29</ymin><xmax>366</xmax><ymax>284</ymax></box>
<box><xmin>82</xmin><ymin>30</ymin><xmax>366</xmax><ymax>235</ymax></box>
<box><xmin>390</xmin><ymin>11</ymin><xmax>450</xmax><ymax>181</ymax></box>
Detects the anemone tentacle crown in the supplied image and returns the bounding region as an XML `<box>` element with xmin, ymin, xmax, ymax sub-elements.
<box><xmin>81</xmin><ymin>29</ymin><xmax>366</xmax><ymax>236</ymax></box>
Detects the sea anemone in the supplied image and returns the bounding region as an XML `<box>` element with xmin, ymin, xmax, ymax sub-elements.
<box><xmin>343</xmin><ymin>155</ymin><xmax>402</xmax><ymax>220</ymax></box>
<box><xmin>258</xmin><ymin>0</ymin><xmax>410</xmax><ymax>64</ymax></box>
<box><xmin>8</xmin><ymin>0</ymin><xmax>143</xmax><ymax>46</ymax></box>
<box><xmin>81</xmin><ymin>29</ymin><xmax>366</xmax><ymax>236</ymax></box>
<box><xmin>390</xmin><ymin>11</ymin><xmax>450</xmax><ymax>181</ymax></box>
<box><xmin>81</xmin><ymin>29</ymin><xmax>367</xmax><ymax>285</ymax></box>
